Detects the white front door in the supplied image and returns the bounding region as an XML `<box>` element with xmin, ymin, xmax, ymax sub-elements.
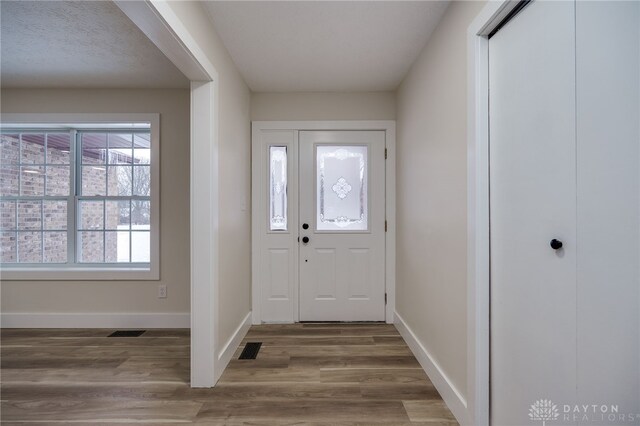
<box><xmin>252</xmin><ymin>126</ymin><xmax>389</xmax><ymax>323</ymax></box>
<box><xmin>298</xmin><ymin>131</ymin><xmax>386</xmax><ymax>321</ymax></box>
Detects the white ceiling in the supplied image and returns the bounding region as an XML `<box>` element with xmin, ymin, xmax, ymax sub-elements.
<box><xmin>0</xmin><ymin>1</ymin><xmax>189</xmax><ymax>89</ymax></box>
<box><xmin>205</xmin><ymin>1</ymin><xmax>449</xmax><ymax>92</ymax></box>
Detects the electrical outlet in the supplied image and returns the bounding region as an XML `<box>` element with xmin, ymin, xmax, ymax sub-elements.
<box><xmin>158</xmin><ymin>284</ymin><xmax>167</xmax><ymax>299</ymax></box>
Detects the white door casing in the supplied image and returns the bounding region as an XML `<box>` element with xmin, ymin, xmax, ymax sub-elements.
<box><xmin>115</xmin><ymin>0</ymin><xmax>222</xmax><ymax>388</ymax></box>
<box><xmin>251</xmin><ymin>121</ymin><xmax>396</xmax><ymax>324</ymax></box>
<box><xmin>298</xmin><ymin>131</ymin><xmax>386</xmax><ymax>321</ymax></box>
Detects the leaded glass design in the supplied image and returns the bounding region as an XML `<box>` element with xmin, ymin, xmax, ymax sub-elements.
<box><xmin>269</xmin><ymin>146</ymin><xmax>287</xmax><ymax>231</ymax></box>
<box><xmin>317</xmin><ymin>145</ymin><xmax>368</xmax><ymax>231</ymax></box>
<box><xmin>332</xmin><ymin>177</ymin><xmax>352</xmax><ymax>199</ymax></box>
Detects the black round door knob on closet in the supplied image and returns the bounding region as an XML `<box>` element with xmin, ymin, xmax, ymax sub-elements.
<box><xmin>302</xmin><ymin>223</ymin><xmax>309</xmax><ymax>230</ymax></box>
<box><xmin>550</xmin><ymin>239</ymin><xmax>563</xmax><ymax>250</ymax></box>
<box><xmin>302</xmin><ymin>236</ymin><xmax>310</xmax><ymax>244</ymax></box>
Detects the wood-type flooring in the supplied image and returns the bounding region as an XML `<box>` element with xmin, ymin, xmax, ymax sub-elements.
<box><xmin>1</xmin><ymin>323</ymin><xmax>457</xmax><ymax>425</ymax></box>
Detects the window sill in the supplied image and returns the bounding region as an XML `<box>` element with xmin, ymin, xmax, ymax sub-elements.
<box><xmin>0</xmin><ymin>267</ymin><xmax>159</xmax><ymax>281</ymax></box>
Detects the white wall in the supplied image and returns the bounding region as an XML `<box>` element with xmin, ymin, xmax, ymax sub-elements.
<box><xmin>164</xmin><ymin>1</ymin><xmax>252</xmax><ymax>355</ymax></box>
<box><xmin>0</xmin><ymin>88</ymin><xmax>190</xmax><ymax>324</ymax></box>
<box><xmin>251</xmin><ymin>92</ymin><xmax>395</xmax><ymax>121</ymax></box>
<box><xmin>395</xmin><ymin>0</ymin><xmax>486</xmax><ymax>409</ymax></box>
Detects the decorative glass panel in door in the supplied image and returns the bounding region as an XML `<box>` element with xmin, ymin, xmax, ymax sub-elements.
<box><xmin>269</xmin><ymin>146</ymin><xmax>287</xmax><ymax>231</ymax></box>
<box><xmin>316</xmin><ymin>145</ymin><xmax>368</xmax><ymax>231</ymax></box>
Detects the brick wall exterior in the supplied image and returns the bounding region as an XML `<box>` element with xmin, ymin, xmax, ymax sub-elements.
<box><xmin>0</xmin><ymin>133</ymin><xmax>133</xmax><ymax>263</ymax></box>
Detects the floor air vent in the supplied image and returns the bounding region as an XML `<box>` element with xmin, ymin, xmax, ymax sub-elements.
<box><xmin>239</xmin><ymin>342</ymin><xmax>262</xmax><ymax>359</ymax></box>
<box><xmin>108</xmin><ymin>330</ymin><xmax>146</xmax><ymax>337</ymax></box>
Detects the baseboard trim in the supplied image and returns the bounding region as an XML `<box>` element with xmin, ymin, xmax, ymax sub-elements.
<box><xmin>215</xmin><ymin>311</ymin><xmax>252</xmax><ymax>382</ymax></box>
<box><xmin>0</xmin><ymin>312</ymin><xmax>190</xmax><ymax>328</ymax></box>
<box><xmin>394</xmin><ymin>311</ymin><xmax>468</xmax><ymax>424</ymax></box>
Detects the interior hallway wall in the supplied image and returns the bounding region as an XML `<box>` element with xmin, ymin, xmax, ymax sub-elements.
<box><xmin>251</xmin><ymin>92</ymin><xmax>396</xmax><ymax>121</ymax></box>
<box><xmin>0</xmin><ymin>88</ymin><xmax>190</xmax><ymax>319</ymax></box>
<box><xmin>395</xmin><ymin>0</ymin><xmax>486</xmax><ymax>406</ymax></box>
<box><xmin>165</xmin><ymin>1</ymin><xmax>252</xmax><ymax>356</ymax></box>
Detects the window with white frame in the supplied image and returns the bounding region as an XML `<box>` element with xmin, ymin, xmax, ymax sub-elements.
<box><xmin>0</xmin><ymin>124</ymin><xmax>153</xmax><ymax>269</ymax></box>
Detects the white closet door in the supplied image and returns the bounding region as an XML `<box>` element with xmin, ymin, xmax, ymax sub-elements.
<box><xmin>576</xmin><ymin>1</ymin><xmax>640</xmax><ymax>416</ymax></box>
<box><xmin>489</xmin><ymin>1</ymin><xmax>578</xmax><ymax>424</ymax></box>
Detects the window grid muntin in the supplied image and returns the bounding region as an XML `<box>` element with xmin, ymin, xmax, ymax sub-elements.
<box><xmin>77</xmin><ymin>129</ymin><xmax>150</xmax><ymax>264</ymax></box>
<box><xmin>0</xmin><ymin>131</ymin><xmax>72</xmax><ymax>263</ymax></box>
<box><xmin>75</xmin><ymin>195</ymin><xmax>150</xmax><ymax>264</ymax></box>
<box><xmin>0</xmin><ymin>128</ymin><xmax>151</xmax><ymax>267</ymax></box>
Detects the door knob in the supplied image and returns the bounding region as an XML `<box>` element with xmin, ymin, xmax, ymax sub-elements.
<box><xmin>302</xmin><ymin>223</ymin><xmax>309</xmax><ymax>230</ymax></box>
<box><xmin>550</xmin><ymin>239</ymin><xmax>563</xmax><ymax>250</ymax></box>
<box><xmin>302</xmin><ymin>236</ymin><xmax>310</xmax><ymax>244</ymax></box>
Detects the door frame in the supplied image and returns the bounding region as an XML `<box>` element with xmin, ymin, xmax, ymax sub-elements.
<box><xmin>116</xmin><ymin>0</ymin><xmax>221</xmax><ymax>387</ymax></box>
<box><xmin>251</xmin><ymin>121</ymin><xmax>396</xmax><ymax>324</ymax></box>
<box><xmin>466</xmin><ymin>1</ymin><xmax>528</xmax><ymax>425</ymax></box>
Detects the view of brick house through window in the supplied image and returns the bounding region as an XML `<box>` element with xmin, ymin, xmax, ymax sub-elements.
<box><xmin>0</xmin><ymin>127</ymin><xmax>151</xmax><ymax>265</ymax></box>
